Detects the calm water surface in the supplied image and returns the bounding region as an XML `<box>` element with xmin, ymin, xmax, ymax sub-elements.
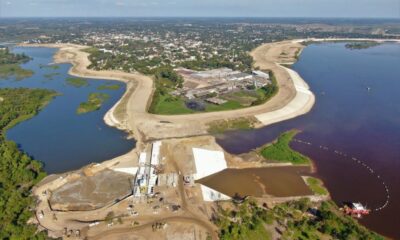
<box><xmin>217</xmin><ymin>43</ymin><xmax>400</xmax><ymax>238</ymax></box>
<box><xmin>0</xmin><ymin>47</ymin><xmax>135</xmax><ymax>173</ymax></box>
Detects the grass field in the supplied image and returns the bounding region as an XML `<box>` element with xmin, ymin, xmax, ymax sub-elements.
<box><xmin>66</xmin><ymin>77</ymin><xmax>89</xmax><ymax>87</ymax></box>
<box><xmin>205</xmin><ymin>100</ymin><xmax>243</xmax><ymax>112</ymax></box>
<box><xmin>150</xmin><ymin>94</ymin><xmax>195</xmax><ymax>115</ymax></box>
<box><xmin>0</xmin><ymin>64</ymin><xmax>34</xmax><ymax>80</ymax></box>
<box><xmin>222</xmin><ymin>91</ymin><xmax>258</xmax><ymax>106</ymax></box>
<box><xmin>77</xmin><ymin>92</ymin><xmax>110</xmax><ymax>114</ymax></box>
<box><xmin>260</xmin><ymin>130</ymin><xmax>311</xmax><ymax>165</ymax></box>
<box><xmin>306</xmin><ymin>177</ymin><xmax>329</xmax><ymax>196</ymax></box>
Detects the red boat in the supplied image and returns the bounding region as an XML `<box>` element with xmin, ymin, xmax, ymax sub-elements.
<box><xmin>342</xmin><ymin>202</ymin><xmax>370</xmax><ymax>218</ymax></box>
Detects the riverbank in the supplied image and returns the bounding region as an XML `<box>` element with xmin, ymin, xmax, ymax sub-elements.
<box><xmin>21</xmin><ymin>39</ymin><xmax>396</xmax><ymax>237</ymax></box>
<box><xmin>20</xmin><ymin>40</ymin><xmax>315</xmax><ymax>144</ymax></box>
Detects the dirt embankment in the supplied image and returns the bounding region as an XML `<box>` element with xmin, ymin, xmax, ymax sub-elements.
<box><xmin>22</xmin><ymin>40</ymin><xmax>313</xmax><ymax>144</ymax></box>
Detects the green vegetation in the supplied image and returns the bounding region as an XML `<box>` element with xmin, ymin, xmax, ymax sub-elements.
<box><xmin>345</xmin><ymin>42</ymin><xmax>380</xmax><ymax>50</ymax></box>
<box><xmin>0</xmin><ymin>48</ymin><xmax>33</xmax><ymax>80</ymax></box>
<box><xmin>148</xmin><ymin>67</ymin><xmax>190</xmax><ymax>114</ymax></box>
<box><xmin>0</xmin><ymin>64</ymin><xmax>34</xmax><ymax>80</ymax></box>
<box><xmin>66</xmin><ymin>77</ymin><xmax>89</xmax><ymax>87</ymax></box>
<box><xmin>39</xmin><ymin>64</ymin><xmax>60</xmax><ymax>70</ymax></box>
<box><xmin>205</xmin><ymin>100</ymin><xmax>243</xmax><ymax>112</ymax></box>
<box><xmin>149</xmin><ymin>69</ymin><xmax>278</xmax><ymax>115</ymax></box>
<box><xmin>260</xmin><ymin>130</ymin><xmax>311</xmax><ymax>165</ymax></box>
<box><xmin>272</xmin><ymin>199</ymin><xmax>383</xmax><ymax>240</ymax></box>
<box><xmin>149</xmin><ymin>93</ymin><xmax>194</xmax><ymax>115</ymax></box>
<box><xmin>252</xmin><ymin>71</ymin><xmax>278</xmax><ymax>106</ymax></box>
<box><xmin>306</xmin><ymin>177</ymin><xmax>329</xmax><ymax>196</ymax></box>
<box><xmin>215</xmin><ymin>200</ymin><xmax>272</xmax><ymax>240</ymax></box>
<box><xmin>43</xmin><ymin>72</ymin><xmax>60</xmax><ymax>80</ymax></box>
<box><xmin>207</xmin><ymin>117</ymin><xmax>258</xmax><ymax>134</ymax></box>
<box><xmin>0</xmin><ymin>88</ymin><xmax>57</xmax><ymax>239</ymax></box>
<box><xmin>77</xmin><ymin>92</ymin><xmax>110</xmax><ymax>114</ymax></box>
<box><xmin>0</xmin><ymin>48</ymin><xmax>31</xmax><ymax>65</ymax></box>
<box><xmin>214</xmin><ymin>198</ymin><xmax>383</xmax><ymax>240</ymax></box>
<box><xmin>97</xmin><ymin>84</ymin><xmax>121</xmax><ymax>91</ymax></box>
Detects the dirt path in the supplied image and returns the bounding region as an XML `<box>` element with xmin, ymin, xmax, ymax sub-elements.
<box><xmin>88</xmin><ymin>215</ymin><xmax>217</xmax><ymax>240</ymax></box>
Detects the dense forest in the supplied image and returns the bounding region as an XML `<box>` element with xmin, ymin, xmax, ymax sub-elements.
<box><xmin>0</xmin><ymin>88</ymin><xmax>57</xmax><ymax>239</ymax></box>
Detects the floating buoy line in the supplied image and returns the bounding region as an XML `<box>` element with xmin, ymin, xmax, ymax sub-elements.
<box><xmin>292</xmin><ymin>138</ymin><xmax>390</xmax><ymax>212</ymax></box>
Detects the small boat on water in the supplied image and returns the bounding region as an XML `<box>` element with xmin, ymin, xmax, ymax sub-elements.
<box><xmin>341</xmin><ymin>202</ymin><xmax>370</xmax><ymax>218</ymax></box>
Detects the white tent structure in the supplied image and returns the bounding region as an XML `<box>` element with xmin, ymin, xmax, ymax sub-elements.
<box><xmin>192</xmin><ymin>148</ymin><xmax>230</xmax><ymax>201</ymax></box>
<box><xmin>192</xmin><ymin>148</ymin><xmax>228</xmax><ymax>180</ymax></box>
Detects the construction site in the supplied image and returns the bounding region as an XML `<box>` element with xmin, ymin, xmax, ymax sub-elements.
<box><xmin>32</xmin><ymin>136</ymin><xmax>327</xmax><ymax>240</ymax></box>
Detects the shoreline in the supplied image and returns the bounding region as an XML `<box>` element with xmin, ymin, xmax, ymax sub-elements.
<box><xmin>22</xmin><ymin>38</ymin><xmax>397</xmax><ymax>239</ymax></box>
<box><xmin>19</xmin><ymin>40</ymin><xmax>312</xmax><ymax>142</ymax></box>
<box><xmin>17</xmin><ymin>37</ymin><xmax>399</xmax><ymax>163</ymax></box>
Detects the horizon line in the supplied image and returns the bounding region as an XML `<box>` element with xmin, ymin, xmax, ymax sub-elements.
<box><xmin>1</xmin><ymin>16</ymin><xmax>400</xmax><ymax>19</ymax></box>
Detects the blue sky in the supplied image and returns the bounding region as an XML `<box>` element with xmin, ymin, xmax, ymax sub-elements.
<box><xmin>1</xmin><ymin>0</ymin><xmax>399</xmax><ymax>18</ymax></box>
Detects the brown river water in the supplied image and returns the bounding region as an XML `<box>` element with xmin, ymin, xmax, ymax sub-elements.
<box><xmin>217</xmin><ymin>43</ymin><xmax>400</xmax><ymax>238</ymax></box>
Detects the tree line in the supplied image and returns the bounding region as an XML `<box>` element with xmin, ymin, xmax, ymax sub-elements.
<box><xmin>0</xmin><ymin>88</ymin><xmax>57</xmax><ymax>239</ymax></box>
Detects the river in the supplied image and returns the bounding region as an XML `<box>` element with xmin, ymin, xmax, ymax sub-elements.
<box><xmin>217</xmin><ymin>42</ymin><xmax>400</xmax><ymax>238</ymax></box>
<box><xmin>0</xmin><ymin>47</ymin><xmax>135</xmax><ymax>173</ymax></box>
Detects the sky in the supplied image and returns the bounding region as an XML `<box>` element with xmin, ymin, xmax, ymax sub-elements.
<box><xmin>0</xmin><ymin>0</ymin><xmax>399</xmax><ymax>18</ymax></box>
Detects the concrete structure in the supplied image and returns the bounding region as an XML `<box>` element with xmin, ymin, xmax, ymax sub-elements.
<box><xmin>151</xmin><ymin>141</ymin><xmax>161</xmax><ymax>166</ymax></box>
<box><xmin>191</xmin><ymin>68</ymin><xmax>235</xmax><ymax>79</ymax></box>
<box><xmin>226</xmin><ymin>72</ymin><xmax>253</xmax><ymax>81</ymax></box>
<box><xmin>252</xmin><ymin>70</ymin><xmax>270</xmax><ymax>79</ymax></box>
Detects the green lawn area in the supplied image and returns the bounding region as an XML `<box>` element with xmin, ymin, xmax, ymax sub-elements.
<box><xmin>149</xmin><ymin>94</ymin><xmax>195</xmax><ymax>115</ymax></box>
<box><xmin>306</xmin><ymin>177</ymin><xmax>329</xmax><ymax>196</ymax></box>
<box><xmin>205</xmin><ymin>100</ymin><xmax>243</xmax><ymax>112</ymax></box>
<box><xmin>259</xmin><ymin>130</ymin><xmax>311</xmax><ymax>165</ymax></box>
<box><xmin>97</xmin><ymin>84</ymin><xmax>121</xmax><ymax>90</ymax></box>
<box><xmin>77</xmin><ymin>92</ymin><xmax>110</xmax><ymax>114</ymax></box>
<box><xmin>66</xmin><ymin>77</ymin><xmax>89</xmax><ymax>87</ymax></box>
<box><xmin>0</xmin><ymin>64</ymin><xmax>34</xmax><ymax>80</ymax></box>
<box><xmin>222</xmin><ymin>91</ymin><xmax>259</xmax><ymax>106</ymax></box>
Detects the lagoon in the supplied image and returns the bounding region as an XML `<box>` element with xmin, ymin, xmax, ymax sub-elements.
<box><xmin>0</xmin><ymin>47</ymin><xmax>135</xmax><ymax>173</ymax></box>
